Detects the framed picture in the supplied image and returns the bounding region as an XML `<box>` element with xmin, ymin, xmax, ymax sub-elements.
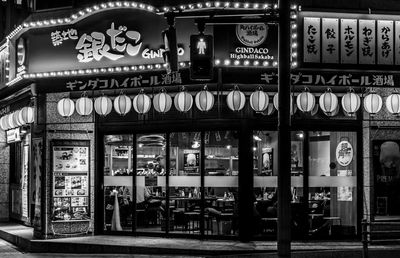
<box><xmin>291</xmin><ymin>141</ymin><xmax>303</xmax><ymax>169</ymax></box>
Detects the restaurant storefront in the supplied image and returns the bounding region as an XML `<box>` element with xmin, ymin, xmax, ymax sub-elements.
<box><xmin>2</xmin><ymin>1</ymin><xmax>400</xmax><ymax>242</ymax></box>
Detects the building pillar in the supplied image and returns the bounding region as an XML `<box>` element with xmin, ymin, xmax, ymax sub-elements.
<box><xmin>0</xmin><ymin>127</ymin><xmax>10</xmax><ymax>221</ymax></box>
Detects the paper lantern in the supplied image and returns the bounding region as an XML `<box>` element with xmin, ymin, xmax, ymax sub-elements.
<box><xmin>250</xmin><ymin>87</ymin><xmax>269</xmax><ymax>112</ymax></box>
<box><xmin>133</xmin><ymin>90</ymin><xmax>151</xmax><ymax>114</ymax></box>
<box><xmin>364</xmin><ymin>92</ymin><xmax>382</xmax><ymax>115</ymax></box>
<box><xmin>20</xmin><ymin>107</ymin><xmax>34</xmax><ymax>124</ymax></box>
<box><xmin>265</xmin><ymin>103</ymin><xmax>275</xmax><ymax>115</ymax></box>
<box><xmin>226</xmin><ymin>86</ymin><xmax>245</xmax><ymax>111</ymax></box>
<box><xmin>94</xmin><ymin>96</ymin><xmax>112</xmax><ymax>116</ymax></box>
<box><xmin>76</xmin><ymin>96</ymin><xmax>93</xmax><ymax>116</ymax></box>
<box><xmin>174</xmin><ymin>88</ymin><xmax>193</xmax><ymax>112</ymax></box>
<box><xmin>8</xmin><ymin>113</ymin><xmax>16</xmax><ymax>129</ymax></box>
<box><xmin>13</xmin><ymin>110</ymin><xmax>24</xmax><ymax>127</ymax></box>
<box><xmin>195</xmin><ymin>86</ymin><xmax>214</xmax><ymax>112</ymax></box>
<box><xmin>153</xmin><ymin>89</ymin><xmax>172</xmax><ymax>113</ymax></box>
<box><xmin>385</xmin><ymin>93</ymin><xmax>400</xmax><ymax>115</ymax></box>
<box><xmin>273</xmin><ymin>93</ymin><xmax>296</xmax><ymax>115</ymax></box>
<box><xmin>296</xmin><ymin>89</ymin><xmax>315</xmax><ymax>113</ymax></box>
<box><xmin>57</xmin><ymin>98</ymin><xmax>75</xmax><ymax>117</ymax></box>
<box><xmin>341</xmin><ymin>90</ymin><xmax>360</xmax><ymax>115</ymax></box>
<box><xmin>113</xmin><ymin>94</ymin><xmax>132</xmax><ymax>116</ymax></box>
<box><xmin>319</xmin><ymin>88</ymin><xmax>338</xmax><ymax>116</ymax></box>
<box><xmin>0</xmin><ymin>116</ymin><xmax>7</xmax><ymax>130</ymax></box>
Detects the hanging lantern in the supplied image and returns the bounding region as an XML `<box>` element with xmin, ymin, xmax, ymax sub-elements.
<box><xmin>226</xmin><ymin>85</ymin><xmax>246</xmax><ymax>111</ymax></box>
<box><xmin>364</xmin><ymin>91</ymin><xmax>382</xmax><ymax>115</ymax></box>
<box><xmin>113</xmin><ymin>93</ymin><xmax>132</xmax><ymax>116</ymax></box>
<box><xmin>76</xmin><ymin>95</ymin><xmax>93</xmax><ymax>116</ymax></box>
<box><xmin>0</xmin><ymin>116</ymin><xmax>7</xmax><ymax>130</ymax></box>
<box><xmin>385</xmin><ymin>93</ymin><xmax>400</xmax><ymax>116</ymax></box>
<box><xmin>250</xmin><ymin>86</ymin><xmax>269</xmax><ymax>112</ymax></box>
<box><xmin>311</xmin><ymin>104</ymin><xmax>319</xmax><ymax>116</ymax></box>
<box><xmin>273</xmin><ymin>93</ymin><xmax>296</xmax><ymax>115</ymax></box>
<box><xmin>20</xmin><ymin>107</ymin><xmax>34</xmax><ymax>124</ymax></box>
<box><xmin>57</xmin><ymin>97</ymin><xmax>75</xmax><ymax>117</ymax></box>
<box><xmin>153</xmin><ymin>88</ymin><xmax>172</xmax><ymax>113</ymax></box>
<box><xmin>8</xmin><ymin>113</ymin><xmax>16</xmax><ymax>129</ymax></box>
<box><xmin>195</xmin><ymin>85</ymin><xmax>214</xmax><ymax>112</ymax></box>
<box><xmin>174</xmin><ymin>87</ymin><xmax>193</xmax><ymax>112</ymax></box>
<box><xmin>341</xmin><ymin>89</ymin><xmax>360</xmax><ymax>115</ymax></box>
<box><xmin>319</xmin><ymin>88</ymin><xmax>339</xmax><ymax>116</ymax></box>
<box><xmin>296</xmin><ymin>88</ymin><xmax>315</xmax><ymax>113</ymax></box>
<box><xmin>265</xmin><ymin>103</ymin><xmax>275</xmax><ymax>115</ymax></box>
<box><xmin>133</xmin><ymin>89</ymin><xmax>151</xmax><ymax>114</ymax></box>
<box><xmin>94</xmin><ymin>96</ymin><xmax>112</xmax><ymax>116</ymax></box>
<box><xmin>13</xmin><ymin>110</ymin><xmax>24</xmax><ymax>127</ymax></box>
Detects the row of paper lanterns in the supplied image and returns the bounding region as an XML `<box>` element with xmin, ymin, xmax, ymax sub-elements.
<box><xmin>56</xmin><ymin>87</ymin><xmax>399</xmax><ymax>118</ymax></box>
<box><xmin>0</xmin><ymin>107</ymin><xmax>35</xmax><ymax>131</ymax></box>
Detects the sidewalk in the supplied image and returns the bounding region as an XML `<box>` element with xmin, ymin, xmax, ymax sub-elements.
<box><xmin>0</xmin><ymin>222</ymin><xmax>399</xmax><ymax>257</ymax></box>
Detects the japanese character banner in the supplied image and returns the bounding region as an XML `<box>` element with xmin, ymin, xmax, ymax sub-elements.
<box><xmin>303</xmin><ymin>17</ymin><xmax>321</xmax><ymax>63</ymax></box>
<box><xmin>377</xmin><ymin>20</ymin><xmax>394</xmax><ymax>65</ymax></box>
<box><xmin>340</xmin><ymin>19</ymin><xmax>357</xmax><ymax>64</ymax></box>
<box><xmin>322</xmin><ymin>18</ymin><xmax>339</xmax><ymax>63</ymax></box>
<box><xmin>358</xmin><ymin>20</ymin><xmax>376</xmax><ymax>65</ymax></box>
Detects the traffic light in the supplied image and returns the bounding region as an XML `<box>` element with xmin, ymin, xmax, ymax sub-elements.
<box><xmin>190</xmin><ymin>34</ymin><xmax>214</xmax><ymax>81</ymax></box>
<box><xmin>161</xmin><ymin>26</ymin><xmax>178</xmax><ymax>74</ymax></box>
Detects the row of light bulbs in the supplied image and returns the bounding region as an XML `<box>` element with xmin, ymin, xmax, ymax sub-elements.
<box><xmin>0</xmin><ymin>107</ymin><xmax>34</xmax><ymax>131</ymax></box>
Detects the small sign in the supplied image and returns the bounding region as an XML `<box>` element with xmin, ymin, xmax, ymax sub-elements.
<box><xmin>236</xmin><ymin>23</ymin><xmax>268</xmax><ymax>47</ymax></box>
<box><xmin>322</xmin><ymin>18</ymin><xmax>339</xmax><ymax>63</ymax></box>
<box><xmin>359</xmin><ymin>20</ymin><xmax>376</xmax><ymax>64</ymax></box>
<box><xmin>6</xmin><ymin>128</ymin><xmax>21</xmax><ymax>144</ymax></box>
<box><xmin>304</xmin><ymin>17</ymin><xmax>321</xmax><ymax>63</ymax></box>
<box><xmin>340</xmin><ymin>19</ymin><xmax>357</xmax><ymax>64</ymax></box>
<box><xmin>377</xmin><ymin>20</ymin><xmax>394</xmax><ymax>65</ymax></box>
<box><xmin>336</xmin><ymin>140</ymin><xmax>353</xmax><ymax>167</ymax></box>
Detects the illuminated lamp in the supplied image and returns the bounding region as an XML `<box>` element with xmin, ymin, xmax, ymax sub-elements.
<box><xmin>319</xmin><ymin>88</ymin><xmax>338</xmax><ymax>116</ymax></box>
<box><xmin>364</xmin><ymin>91</ymin><xmax>382</xmax><ymax>115</ymax></box>
<box><xmin>57</xmin><ymin>97</ymin><xmax>75</xmax><ymax>117</ymax></box>
<box><xmin>75</xmin><ymin>95</ymin><xmax>93</xmax><ymax>116</ymax></box>
<box><xmin>341</xmin><ymin>89</ymin><xmax>360</xmax><ymax>115</ymax></box>
<box><xmin>20</xmin><ymin>107</ymin><xmax>34</xmax><ymax>124</ymax></box>
<box><xmin>12</xmin><ymin>110</ymin><xmax>24</xmax><ymax>127</ymax></box>
<box><xmin>174</xmin><ymin>87</ymin><xmax>193</xmax><ymax>112</ymax></box>
<box><xmin>94</xmin><ymin>96</ymin><xmax>112</xmax><ymax>116</ymax></box>
<box><xmin>273</xmin><ymin>93</ymin><xmax>296</xmax><ymax>115</ymax></box>
<box><xmin>195</xmin><ymin>85</ymin><xmax>214</xmax><ymax>112</ymax></box>
<box><xmin>385</xmin><ymin>93</ymin><xmax>400</xmax><ymax>116</ymax></box>
<box><xmin>249</xmin><ymin>86</ymin><xmax>269</xmax><ymax>112</ymax></box>
<box><xmin>226</xmin><ymin>85</ymin><xmax>246</xmax><ymax>111</ymax></box>
<box><xmin>113</xmin><ymin>93</ymin><xmax>132</xmax><ymax>116</ymax></box>
<box><xmin>296</xmin><ymin>88</ymin><xmax>315</xmax><ymax>113</ymax></box>
<box><xmin>132</xmin><ymin>89</ymin><xmax>151</xmax><ymax>114</ymax></box>
<box><xmin>153</xmin><ymin>88</ymin><xmax>172</xmax><ymax>113</ymax></box>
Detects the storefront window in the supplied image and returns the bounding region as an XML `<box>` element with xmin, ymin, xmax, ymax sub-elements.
<box><xmin>103</xmin><ymin>135</ymin><xmax>133</xmax><ymax>232</ymax></box>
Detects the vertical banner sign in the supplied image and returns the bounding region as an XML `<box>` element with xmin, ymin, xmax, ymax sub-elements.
<box><xmin>340</xmin><ymin>19</ymin><xmax>357</xmax><ymax>64</ymax></box>
<box><xmin>377</xmin><ymin>20</ymin><xmax>394</xmax><ymax>65</ymax></box>
<box><xmin>395</xmin><ymin>21</ymin><xmax>400</xmax><ymax>65</ymax></box>
<box><xmin>322</xmin><ymin>18</ymin><xmax>339</xmax><ymax>63</ymax></box>
<box><xmin>303</xmin><ymin>17</ymin><xmax>321</xmax><ymax>63</ymax></box>
<box><xmin>32</xmin><ymin>138</ymin><xmax>43</xmax><ymax>231</ymax></box>
<box><xmin>22</xmin><ymin>144</ymin><xmax>29</xmax><ymax>218</ymax></box>
<box><xmin>359</xmin><ymin>20</ymin><xmax>376</xmax><ymax>64</ymax></box>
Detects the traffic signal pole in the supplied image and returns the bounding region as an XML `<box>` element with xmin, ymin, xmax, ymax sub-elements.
<box><xmin>277</xmin><ymin>0</ymin><xmax>292</xmax><ymax>257</ymax></box>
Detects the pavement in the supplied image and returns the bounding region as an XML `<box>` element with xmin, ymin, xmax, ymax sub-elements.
<box><xmin>0</xmin><ymin>222</ymin><xmax>400</xmax><ymax>257</ymax></box>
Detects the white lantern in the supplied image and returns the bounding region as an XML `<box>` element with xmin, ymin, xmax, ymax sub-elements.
<box><xmin>319</xmin><ymin>88</ymin><xmax>338</xmax><ymax>116</ymax></box>
<box><xmin>265</xmin><ymin>103</ymin><xmax>275</xmax><ymax>115</ymax></box>
<box><xmin>174</xmin><ymin>88</ymin><xmax>193</xmax><ymax>112</ymax></box>
<box><xmin>13</xmin><ymin>110</ymin><xmax>24</xmax><ymax>127</ymax></box>
<box><xmin>385</xmin><ymin>93</ymin><xmax>400</xmax><ymax>115</ymax></box>
<box><xmin>133</xmin><ymin>90</ymin><xmax>151</xmax><ymax>114</ymax></box>
<box><xmin>0</xmin><ymin>116</ymin><xmax>7</xmax><ymax>130</ymax></box>
<box><xmin>273</xmin><ymin>93</ymin><xmax>296</xmax><ymax>115</ymax></box>
<box><xmin>341</xmin><ymin>90</ymin><xmax>360</xmax><ymax>115</ymax></box>
<box><xmin>94</xmin><ymin>96</ymin><xmax>112</xmax><ymax>116</ymax></box>
<box><xmin>296</xmin><ymin>89</ymin><xmax>315</xmax><ymax>112</ymax></box>
<box><xmin>113</xmin><ymin>94</ymin><xmax>132</xmax><ymax>116</ymax></box>
<box><xmin>76</xmin><ymin>96</ymin><xmax>93</xmax><ymax>116</ymax></box>
<box><xmin>364</xmin><ymin>92</ymin><xmax>382</xmax><ymax>115</ymax></box>
<box><xmin>226</xmin><ymin>86</ymin><xmax>246</xmax><ymax>111</ymax></box>
<box><xmin>20</xmin><ymin>107</ymin><xmax>34</xmax><ymax>124</ymax></box>
<box><xmin>311</xmin><ymin>104</ymin><xmax>319</xmax><ymax>116</ymax></box>
<box><xmin>8</xmin><ymin>113</ymin><xmax>16</xmax><ymax>128</ymax></box>
<box><xmin>195</xmin><ymin>86</ymin><xmax>214</xmax><ymax>112</ymax></box>
<box><xmin>250</xmin><ymin>87</ymin><xmax>269</xmax><ymax>112</ymax></box>
<box><xmin>57</xmin><ymin>98</ymin><xmax>75</xmax><ymax>117</ymax></box>
<box><xmin>153</xmin><ymin>89</ymin><xmax>172</xmax><ymax>113</ymax></box>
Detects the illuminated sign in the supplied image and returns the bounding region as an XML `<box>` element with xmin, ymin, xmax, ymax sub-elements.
<box><xmin>6</xmin><ymin>128</ymin><xmax>21</xmax><ymax>144</ymax></box>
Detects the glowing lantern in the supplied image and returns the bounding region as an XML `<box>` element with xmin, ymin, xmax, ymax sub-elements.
<box><xmin>133</xmin><ymin>90</ymin><xmax>151</xmax><ymax>114</ymax></box>
<box><xmin>195</xmin><ymin>85</ymin><xmax>214</xmax><ymax>112</ymax></box>
<box><xmin>20</xmin><ymin>107</ymin><xmax>34</xmax><ymax>124</ymax></box>
<box><xmin>57</xmin><ymin>97</ymin><xmax>75</xmax><ymax>117</ymax></box>
<box><xmin>250</xmin><ymin>87</ymin><xmax>269</xmax><ymax>112</ymax></box>
<box><xmin>273</xmin><ymin>93</ymin><xmax>296</xmax><ymax>115</ymax></box>
<box><xmin>385</xmin><ymin>93</ymin><xmax>400</xmax><ymax>115</ymax></box>
<box><xmin>113</xmin><ymin>94</ymin><xmax>132</xmax><ymax>116</ymax></box>
<box><xmin>153</xmin><ymin>89</ymin><xmax>172</xmax><ymax>113</ymax></box>
<box><xmin>94</xmin><ymin>96</ymin><xmax>112</xmax><ymax>116</ymax></box>
<box><xmin>226</xmin><ymin>86</ymin><xmax>246</xmax><ymax>111</ymax></box>
<box><xmin>174</xmin><ymin>87</ymin><xmax>193</xmax><ymax>112</ymax></box>
<box><xmin>8</xmin><ymin>113</ymin><xmax>16</xmax><ymax>128</ymax></box>
<box><xmin>341</xmin><ymin>89</ymin><xmax>360</xmax><ymax>115</ymax></box>
<box><xmin>296</xmin><ymin>88</ymin><xmax>315</xmax><ymax>112</ymax></box>
<box><xmin>13</xmin><ymin>110</ymin><xmax>24</xmax><ymax>127</ymax></box>
<box><xmin>319</xmin><ymin>88</ymin><xmax>338</xmax><ymax>116</ymax></box>
<box><xmin>364</xmin><ymin>92</ymin><xmax>382</xmax><ymax>115</ymax></box>
<box><xmin>76</xmin><ymin>96</ymin><xmax>93</xmax><ymax>116</ymax></box>
<box><xmin>0</xmin><ymin>116</ymin><xmax>7</xmax><ymax>130</ymax></box>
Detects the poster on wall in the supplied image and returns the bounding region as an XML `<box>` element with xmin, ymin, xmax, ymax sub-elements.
<box><xmin>291</xmin><ymin>141</ymin><xmax>303</xmax><ymax>174</ymax></box>
<box><xmin>21</xmin><ymin>144</ymin><xmax>29</xmax><ymax>218</ymax></box>
<box><xmin>261</xmin><ymin>147</ymin><xmax>273</xmax><ymax>176</ymax></box>
<box><xmin>183</xmin><ymin>150</ymin><xmax>200</xmax><ymax>174</ymax></box>
<box><xmin>372</xmin><ymin>140</ymin><xmax>400</xmax><ymax>215</ymax></box>
<box><xmin>336</xmin><ymin>140</ymin><xmax>353</xmax><ymax>167</ymax></box>
<box><xmin>32</xmin><ymin>138</ymin><xmax>43</xmax><ymax>230</ymax></box>
<box><xmin>337</xmin><ymin>170</ymin><xmax>353</xmax><ymax>201</ymax></box>
<box><xmin>52</xmin><ymin>145</ymin><xmax>89</xmax><ymax>221</ymax></box>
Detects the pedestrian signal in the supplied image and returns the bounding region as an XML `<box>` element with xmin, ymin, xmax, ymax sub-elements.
<box><xmin>190</xmin><ymin>34</ymin><xmax>214</xmax><ymax>81</ymax></box>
